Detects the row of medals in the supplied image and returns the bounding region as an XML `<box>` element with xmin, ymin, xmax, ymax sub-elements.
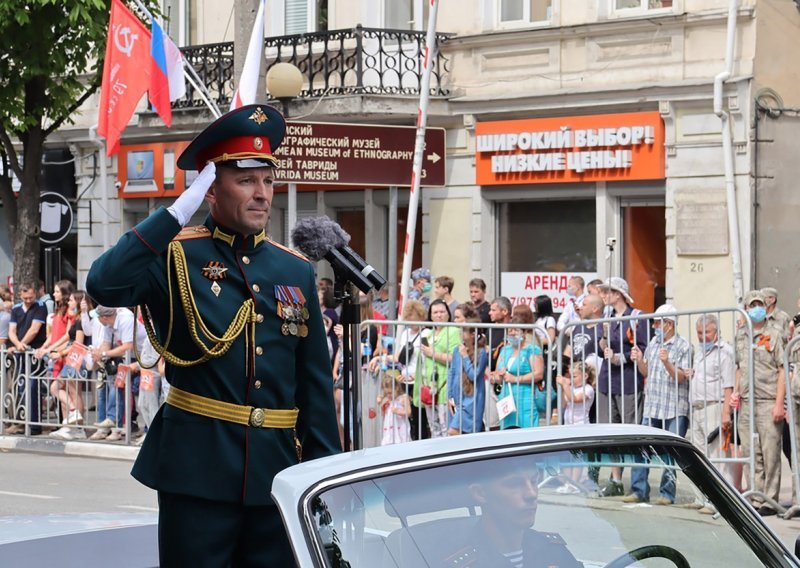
<box><xmin>279</xmin><ymin>302</ymin><xmax>310</xmax><ymax>337</ymax></box>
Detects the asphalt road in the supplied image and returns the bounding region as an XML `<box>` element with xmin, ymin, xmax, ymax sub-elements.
<box><xmin>0</xmin><ymin>450</ymin><xmax>156</xmax><ymax>517</ymax></box>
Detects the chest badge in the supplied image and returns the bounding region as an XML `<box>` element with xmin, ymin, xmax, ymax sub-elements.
<box><xmin>275</xmin><ymin>285</ymin><xmax>309</xmax><ymax>337</ymax></box>
<box><xmin>210</xmin><ymin>281</ymin><xmax>222</xmax><ymax>297</ymax></box>
<box><xmin>202</xmin><ymin>261</ymin><xmax>229</xmax><ymax>280</ymax></box>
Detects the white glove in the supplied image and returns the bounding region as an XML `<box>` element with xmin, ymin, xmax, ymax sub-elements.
<box><xmin>167</xmin><ymin>162</ymin><xmax>216</xmax><ymax>226</ymax></box>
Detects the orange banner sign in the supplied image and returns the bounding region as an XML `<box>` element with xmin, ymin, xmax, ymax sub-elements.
<box><xmin>475</xmin><ymin>112</ymin><xmax>665</xmax><ymax>185</ymax></box>
<box><xmin>64</xmin><ymin>342</ymin><xmax>88</xmax><ymax>371</ymax></box>
<box><xmin>114</xmin><ymin>364</ymin><xmax>130</xmax><ymax>389</ymax></box>
<box><xmin>140</xmin><ymin>369</ymin><xmax>155</xmax><ymax>391</ymax></box>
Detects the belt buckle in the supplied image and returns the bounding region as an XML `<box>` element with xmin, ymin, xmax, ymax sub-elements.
<box><xmin>249</xmin><ymin>407</ymin><xmax>266</xmax><ymax>427</ymax></box>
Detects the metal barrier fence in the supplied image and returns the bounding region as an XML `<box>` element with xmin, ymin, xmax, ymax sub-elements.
<box><xmin>783</xmin><ymin>334</ymin><xmax>800</xmax><ymax>519</ymax></box>
<box><xmin>351</xmin><ymin>319</ymin><xmax>554</xmax><ymax>448</ymax></box>
<box><xmin>351</xmin><ymin>308</ymin><xmax>796</xmax><ymax>512</ymax></box>
<box><xmin>0</xmin><ymin>345</ymin><xmax>140</xmax><ymax>444</ymax></box>
<box><xmin>5</xmin><ymin>305</ymin><xmax>794</xmax><ymax>515</ymax></box>
<box><xmin>557</xmin><ymin>308</ymin><xmax>762</xmax><ymax>506</ymax></box>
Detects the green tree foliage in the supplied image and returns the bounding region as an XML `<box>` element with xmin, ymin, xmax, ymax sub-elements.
<box><xmin>0</xmin><ymin>0</ymin><xmax>157</xmax><ymax>291</ymax></box>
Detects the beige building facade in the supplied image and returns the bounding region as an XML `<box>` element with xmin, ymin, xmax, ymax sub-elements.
<box><xmin>28</xmin><ymin>0</ymin><xmax>800</xmax><ymax>316</ymax></box>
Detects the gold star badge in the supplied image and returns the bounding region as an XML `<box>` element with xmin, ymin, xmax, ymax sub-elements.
<box><xmin>249</xmin><ymin>107</ymin><xmax>268</xmax><ymax>125</ymax></box>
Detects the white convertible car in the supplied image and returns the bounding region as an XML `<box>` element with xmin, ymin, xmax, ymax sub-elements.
<box><xmin>272</xmin><ymin>424</ymin><xmax>799</xmax><ymax>567</ymax></box>
<box><xmin>1</xmin><ymin>425</ymin><xmax>797</xmax><ymax>567</ymax></box>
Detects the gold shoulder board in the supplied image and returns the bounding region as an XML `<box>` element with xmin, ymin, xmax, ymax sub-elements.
<box><xmin>267</xmin><ymin>238</ymin><xmax>310</xmax><ymax>263</ymax></box>
<box><xmin>173</xmin><ymin>226</ymin><xmax>212</xmax><ymax>241</ymax></box>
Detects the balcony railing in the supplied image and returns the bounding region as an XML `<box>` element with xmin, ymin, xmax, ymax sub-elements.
<box><xmin>175</xmin><ymin>41</ymin><xmax>234</xmax><ymax>110</ymax></box>
<box><xmin>178</xmin><ymin>26</ymin><xmax>451</xmax><ymax>109</ymax></box>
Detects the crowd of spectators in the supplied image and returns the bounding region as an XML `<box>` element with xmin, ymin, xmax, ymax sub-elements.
<box><xmin>5</xmin><ymin>271</ymin><xmax>800</xmax><ymax>517</ymax></box>
<box><xmin>1</xmin><ymin>280</ymin><xmax>165</xmax><ymax>443</ymax></box>
<box><xmin>320</xmin><ymin>270</ymin><xmax>800</xmax><ymax>516</ymax></box>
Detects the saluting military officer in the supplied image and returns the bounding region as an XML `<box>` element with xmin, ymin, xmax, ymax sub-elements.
<box><xmin>735</xmin><ymin>290</ymin><xmax>785</xmax><ymax>517</ymax></box>
<box><xmin>87</xmin><ymin>104</ymin><xmax>340</xmax><ymax>566</ymax></box>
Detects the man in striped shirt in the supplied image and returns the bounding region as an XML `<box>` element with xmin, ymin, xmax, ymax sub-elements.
<box><xmin>625</xmin><ymin>303</ymin><xmax>693</xmax><ymax>505</ymax></box>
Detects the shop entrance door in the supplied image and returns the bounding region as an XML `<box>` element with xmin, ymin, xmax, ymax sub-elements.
<box><xmin>622</xmin><ymin>204</ymin><xmax>666</xmax><ymax>314</ymax></box>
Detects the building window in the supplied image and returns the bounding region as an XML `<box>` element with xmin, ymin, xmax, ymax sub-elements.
<box><xmin>384</xmin><ymin>0</ymin><xmax>429</xmax><ymax>31</ymax></box>
<box><xmin>498</xmin><ymin>0</ymin><xmax>553</xmax><ymax>27</ymax></box>
<box><xmin>499</xmin><ymin>200</ymin><xmax>596</xmax><ymax>273</ymax></box>
<box><xmin>283</xmin><ymin>0</ymin><xmax>327</xmax><ymax>34</ymax></box>
<box><xmin>614</xmin><ymin>0</ymin><xmax>673</xmax><ymax>12</ymax></box>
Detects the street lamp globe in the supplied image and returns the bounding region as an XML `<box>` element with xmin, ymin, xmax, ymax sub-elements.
<box><xmin>266</xmin><ymin>62</ymin><xmax>303</xmax><ymax>117</ymax></box>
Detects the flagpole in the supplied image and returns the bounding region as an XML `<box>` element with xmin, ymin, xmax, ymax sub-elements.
<box><xmin>129</xmin><ymin>0</ymin><xmax>221</xmax><ymax>118</ymax></box>
<box><xmin>183</xmin><ymin>61</ymin><xmax>222</xmax><ymax>118</ymax></box>
<box><xmin>398</xmin><ymin>0</ymin><xmax>440</xmax><ymax>318</ymax></box>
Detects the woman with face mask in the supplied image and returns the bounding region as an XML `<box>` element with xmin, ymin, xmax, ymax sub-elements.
<box><xmin>408</xmin><ymin>267</ymin><xmax>433</xmax><ymax>310</ymax></box>
<box><xmin>494</xmin><ymin>315</ymin><xmax>545</xmax><ymax>429</ymax></box>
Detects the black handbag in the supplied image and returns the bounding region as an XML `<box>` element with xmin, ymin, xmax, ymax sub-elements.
<box><xmin>397</xmin><ymin>333</ymin><xmax>419</xmax><ymax>366</ymax></box>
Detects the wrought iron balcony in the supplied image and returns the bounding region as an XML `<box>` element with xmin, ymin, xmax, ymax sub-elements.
<box><xmin>177</xmin><ymin>26</ymin><xmax>451</xmax><ymax>109</ymax></box>
<box><xmin>175</xmin><ymin>41</ymin><xmax>234</xmax><ymax>109</ymax></box>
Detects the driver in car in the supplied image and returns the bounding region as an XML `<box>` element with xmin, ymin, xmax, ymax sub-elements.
<box><xmin>441</xmin><ymin>460</ymin><xmax>583</xmax><ymax>567</ymax></box>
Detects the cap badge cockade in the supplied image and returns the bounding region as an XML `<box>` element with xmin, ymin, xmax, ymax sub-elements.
<box><xmin>249</xmin><ymin>107</ymin><xmax>269</xmax><ymax>125</ymax></box>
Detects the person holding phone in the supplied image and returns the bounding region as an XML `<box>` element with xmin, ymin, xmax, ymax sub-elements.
<box><xmin>447</xmin><ymin>315</ymin><xmax>488</xmax><ymax>435</ymax></box>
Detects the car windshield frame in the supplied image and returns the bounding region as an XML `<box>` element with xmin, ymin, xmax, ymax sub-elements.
<box><xmin>294</xmin><ymin>435</ymin><xmax>798</xmax><ymax>568</ymax></box>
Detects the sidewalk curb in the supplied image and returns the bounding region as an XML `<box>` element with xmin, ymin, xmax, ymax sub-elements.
<box><xmin>0</xmin><ymin>435</ymin><xmax>139</xmax><ymax>461</ymax></box>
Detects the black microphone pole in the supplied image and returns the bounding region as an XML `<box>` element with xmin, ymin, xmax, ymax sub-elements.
<box><xmin>335</xmin><ymin>279</ymin><xmax>361</xmax><ymax>451</ymax></box>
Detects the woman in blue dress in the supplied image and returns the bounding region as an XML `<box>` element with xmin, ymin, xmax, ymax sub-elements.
<box><xmin>447</xmin><ymin>315</ymin><xmax>488</xmax><ymax>435</ymax></box>
<box><xmin>495</xmin><ymin>315</ymin><xmax>545</xmax><ymax>429</ymax></box>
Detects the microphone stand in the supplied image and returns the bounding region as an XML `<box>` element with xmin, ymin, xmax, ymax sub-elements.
<box><xmin>335</xmin><ymin>279</ymin><xmax>361</xmax><ymax>451</ymax></box>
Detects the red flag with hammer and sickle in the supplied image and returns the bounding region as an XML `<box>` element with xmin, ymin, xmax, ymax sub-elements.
<box><xmin>97</xmin><ymin>0</ymin><xmax>152</xmax><ymax>156</ymax></box>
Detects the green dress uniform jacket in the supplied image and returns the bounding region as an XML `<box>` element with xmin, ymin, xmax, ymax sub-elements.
<box><xmin>87</xmin><ymin>207</ymin><xmax>340</xmax><ymax>506</ymax></box>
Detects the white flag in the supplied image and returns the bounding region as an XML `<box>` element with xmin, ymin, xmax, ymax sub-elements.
<box><xmin>230</xmin><ymin>0</ymin><xmax>266</xmax><ymax>110</ymax></box>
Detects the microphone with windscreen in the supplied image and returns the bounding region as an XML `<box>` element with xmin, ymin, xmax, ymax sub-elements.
<box><xmin>291</xmin><ymin>216</ymin><xmax>386</xmax><ymax>293</ymax></box>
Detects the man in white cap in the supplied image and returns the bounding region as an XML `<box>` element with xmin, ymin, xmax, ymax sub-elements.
<box><xmin>626</xmin><ymin>303</ymin><xmax>693</xmax><ymax>505</ymax></box>
<box><xmin>595</xmin><ymin>277</ymin><xmax>649</xmax><ymax>496</ymax></box>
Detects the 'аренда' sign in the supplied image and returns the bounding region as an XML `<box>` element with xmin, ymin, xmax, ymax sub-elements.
<box><xmin>476</xmin><ymin>112</ymin><xmax>664</xmax><ymax>185</ymax></box>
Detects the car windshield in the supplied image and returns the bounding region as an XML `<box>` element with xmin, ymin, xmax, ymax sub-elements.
<box><xmin>306</xmin><ymin>442</ymin><xmax>793</xmax><ymax>567</ymax></box>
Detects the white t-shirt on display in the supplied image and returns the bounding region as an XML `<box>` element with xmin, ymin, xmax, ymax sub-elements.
<box><xmin>40</xmin><ymin>202</ymin><xmax>67</xmax><ymax>234</ymax></box>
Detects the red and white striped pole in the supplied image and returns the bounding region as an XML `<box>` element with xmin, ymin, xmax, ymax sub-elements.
<box><xmin>398</xmin><ymin>0</ymin><xmax>440</xmax><ymax>318</ymax></box>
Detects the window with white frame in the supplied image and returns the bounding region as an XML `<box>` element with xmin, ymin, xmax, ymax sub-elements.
<box><xmin>614</xmin><ymin>0</ymin><xmax>673</xmax><ymax>12</ymax></box>
<box><xmin>498</xmin><ymin>0</ymin><xmax>553</xmax><ymax>27</ymax></box>
<box><xmin>384</xmin><ymin>0</ymin><xmax>429</xmax><ymax>31</ymax></box>
<box><xmin>283</xmin><ymin>0</ymin><xmax>327</xmax><ymax>34</ymax></box>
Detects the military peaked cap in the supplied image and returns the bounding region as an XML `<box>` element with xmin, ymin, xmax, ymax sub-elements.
<box><xmin>177</xmin><ymin>104</ymin><xmax>286</xmax><ymax>171</ymax></box>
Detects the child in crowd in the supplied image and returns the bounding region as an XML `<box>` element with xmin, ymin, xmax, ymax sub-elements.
<box><xmin>557</xmin><ymin>363</ymin><xmax>596</xmax><ymax>426</ymax></box>
<box><xmin>377</xmin><ymin>373</ymin><xmax>411</xmax><ymax>446</ymax></box>
<box><xmin>556</xmin><ymin>364</ymin><xmax>596</xmax><ymax>492</ymax></box>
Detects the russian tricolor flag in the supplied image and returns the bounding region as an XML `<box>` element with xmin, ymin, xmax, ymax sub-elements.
<box><xmin>149</xmin><ymin>19</ymin><xmax>186</xmax><ymax>127</ymax></box>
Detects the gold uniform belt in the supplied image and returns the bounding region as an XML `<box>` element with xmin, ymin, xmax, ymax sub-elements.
<box><xmin>166</xmin><ymin>386</ymin><xmax>299</xmax><ymax>429</ymax></box>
